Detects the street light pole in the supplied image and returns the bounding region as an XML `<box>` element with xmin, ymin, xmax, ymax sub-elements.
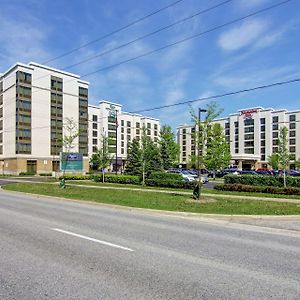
<box><xmin>197</xmin><ymin>108</ymin><xmax>207</xmax><ymax>200</ymax></box>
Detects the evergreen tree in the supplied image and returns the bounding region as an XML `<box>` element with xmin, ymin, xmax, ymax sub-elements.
<box><xmin>278</xmin><ymin>126</ymin><xmax>290</xmax><ymax>187</ymax></box>
<box><xmin>145</xmin><ymin>140</ymin><xmax>163</xmax><ymax>175</ymax></box>
<box><xmin>159</xmin><ymin>125</ymin><xmax>179</xmax><ymax>170</ymax></box>
<box><xmin>204</xmin><ymin>123</ymin><xmax>231</xmax><ymax>179</ymax></box>
<box><xmin>125</xmin><ymin>138</ymin><xmax>142</xmax><ymax>176</ymax></box>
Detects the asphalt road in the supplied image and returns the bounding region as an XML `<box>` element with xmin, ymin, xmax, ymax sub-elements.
<box><xmin>0</xmin><ymin>190</ymin><xmax>299</xmax><ymax>299</ymax></box>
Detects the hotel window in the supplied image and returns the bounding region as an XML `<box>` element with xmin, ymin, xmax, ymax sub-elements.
<box><xmin>290</xmin><ymin>139</ymin><xmax>296</xmax><ymax>145</ymax></box>
<box><xmin>92</xmin><ymin>146</ymin><xmax>97</xmax><ymax>152</ymax></box>
<box><xmin>235</xmin><ymin>128</ymin><xmax>239</xmax><ymax>134</ymax></box>
<box><xmin>289</xmin><ymin>115</ymin><xmax>296</xmax><ymax>122</ymax></box>
<box><xmin>235</xmin><ymin>149</ymin><xmax>239</xmax><ymax>154</ymax></box>
<box><xmin>261</xmin><ymin>155</ymin><xmax>266</xmax><ymax>161</ymax></box>
<box><xmin>244</xmin><ymin>119</ymin><xmax>254</xmax><ymax>126</ymax></box>
<box><xmin>290</xmin><ymin>154</ymin><xmax>296</xmax><ymax>161</ymax></box>
<box><xmin>235</xmin><ymin>135</ymin><xmax>239</xmax><ymax>141</ymax></box>
<box><xmin>127</xmin><ymin>121</ymin><xmax>131</xmax><ymax>127</ymax></box>
<box><xmin>121</xmin><ymin>127</ymin><xmax>124</xmax><ymax>133</ymax></box>
<box><xmin>136</xmin><ymin>129</ymin><xmax>140</xmax><ymax>135</ymax></box>
<box><xmin>244</xmin><ymin>141</ymin><xmax>254</xmax><ymax>147</ymax></box>
<box><xmin>244</xmin><ymin>127</ymin><xmax>254</xmax><ymax>133</ymax></box>
<box><xmin>225</xmin><ymin>129</ymin><xmax>230</xmax><ymax>135</ymax></box>
<box><xmin>136</xmin><ymin>122</ymin><xmax>140</xmax><ymax>128</ymax></box>
<box><xmin>127</xmin><ymin>135</ymin><xmax>131</xmax><ymax>140</ymax></box>
<box><xmin>260</xmin><ymin>118</ymin><xmax>265</xmax><ymax>124</ymax></box>
<box><xmin>273</xmin><ymin>147</ymin><xmax>278</xmax><ymax>153</ymax></box>
<box><xmin>121</xmin><ymin>141</ymin><xmax>124</xmax><ymax>147</ymax></box>
<box><xmin>127</xmin><ymin>128</ymin><xmax>131</xmax><ymax>134</ymax></box>
<box><xmin>182</xmin><ymin>129</ymin><xmax>186</xmax><ymax>134</ymax></box>
<box><xmin>121</xmin><ymin>134</ymin><xmax>124</xmax><ymax>140</ymax></box>
<box><xmin>273</xmin><ymin>132</ymin><xmax>278</xmax><ymax>138</ymax></box>
<box><xmin>290</xmin><ymin>123</ymin><xmax>296</xmax><ymax>130</ymax></box>
<box><xmin>147</xmin><ymin>129</ymin><xmax>151</xmax><ymax>135</ymax></box>
<box><xmin>290</xmin><ymin>131</ymin><xmax>296</xmax><ymax>137</ymax></box>
<box><xmin>290</xmin><ymin>146</ymin><xmax>296</xmax><ymax>153</ymax></box>
<box><xmin>154</xmin><ymin>124</ymin><xmax>158</xmax><ymax>130</ymax></box>
<box><xmin>273</xmin><ymin>139</ymin><xmax>278</xmax><ymax>146</ymax></box>
<box><xmin>244</xmin><ymin>134</ymin><xmax>254</xmax><ymax>140</ymax></box>
<box><xmin>235</xmin><ymin>142</ymin><xmax>239</xmax><ymax>148</ymax></box>
<box><xmin>245</xmin><ymin>148</ymin><xmax>254</xmax><ymax>154</ymax></box>
<box><xmin>121</xmin><ymin>120</ymin><xmax>124</xmax><ymax>126</ymax></box>
<box><xmin>261</xmin><ymin>133</ymin><xmax>265</xmax><ymax>139</ymax></box>
<box><xmin>261</xmin><ymin>147</ymin><xmax>266</xmax><ymax>154</ymax></box>
<box><xmin>92</xmin><ymin>138</ymin><xmax>97</xmax><ymax>145</ymax></box>
<box><xmin>234</xmin><ymin>121</ymin><xmax>239</xmax><ymax>127</ymax></box>
<box><xmin>182</xmin><ymin>134</ymin><xmax>186</xmax><ymax>140</ymax></box>
<box><xmin>93</xmin><ymin>131</ymin><xmax>97</xmax><ymax>137</ymax></box>
<box><xmin>261</xmin><ymin>125</ymin><xmax>265</xmax><ymax>132</ymax></box>
<box><xmin>183</xmin><ymin>146</ymin><xmax>186</xmax><ymax>151</ymax></box>
<box><xmin>92</xmin><ymin>123</ymin><xmax>97</xmax><ymax>129</ymax></box>
<box><xmin>272</xmin><ymin>124</ymin><xmax>278</xmax><ymax>131</ymax></box>
<box><xmin>147</xmin><ymin>123</ymin><xmax>151</xmax><ymax>129</ymax></box>
<box><xmin>154</xmin><ymin>131</ymin><xmax>158</xmax><ymax>136</ymax></box>
<box><xmin>225</xmin><ymin>123</ymin><xmax>230</xmax><ymax>129</ymax></box>
<box><xmin>121</xmin><ymin>148</ymin><xmax>124</xmax><ymax>154</ymax></box>
<box><xmin>272</xmin><ymin>116</ymin><xmax>279</xmax><ymax>123</ymax></box>
<box><xmin>261</xmin><ymin>140</ymin><xmax>265</xmax><ymax>146</ymax></box>
<box><xmin>92</xmin><ymin>115</ymin><xmax>97</xmax><ymax>122</ymax></box>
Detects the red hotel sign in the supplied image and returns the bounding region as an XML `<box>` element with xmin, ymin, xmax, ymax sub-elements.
<box><xmin>240</xmin><ymin>108</ymin><xmax>259</xmax><ymax>119</ymax></box>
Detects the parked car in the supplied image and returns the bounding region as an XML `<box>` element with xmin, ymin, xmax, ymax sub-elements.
<box><xmin>287</xmin><ymin>170</ymin><xmax>300</xmax><ymax>176</ymax></box>
<box><xmin>238</xmin><ymin>170</ymin><xmax>258</xmax><ymax>175</ymax></box>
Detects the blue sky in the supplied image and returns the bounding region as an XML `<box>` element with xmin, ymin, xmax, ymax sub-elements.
<box><xmin>0</xmin><ymin>0</ymin><xmax>299</xmax><ymax>129</ymax></box>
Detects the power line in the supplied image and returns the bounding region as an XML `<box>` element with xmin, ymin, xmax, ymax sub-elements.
<box><xmin>63</xmin><ymin>0</ymin><xmax>233</xmax><ymax>71</ymax></box>
<box><xmin>1</xmin><ymin>0</ymin><xmax>291</xmax><ymax>105</ymax></box>
<box><xmin>42</xmin><ymin>0</ymin><xmax>185</xmax><ymax>64</ymax></box>
<box><xmin>2</xmin><ymin>77</ymin><xmax>299</xmax><ymax>135</ymax></box>
<box><xmin>130</xmin><ymin>78</ymin><xmax>300</xmax><ymax>113</ymax></box>
<box><xmin>82</xmin><ymin>0</ymin><xmax>292</xmax><ymax>77</ymax></box>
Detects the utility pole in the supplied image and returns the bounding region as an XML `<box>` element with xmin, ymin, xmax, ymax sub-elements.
<box><xmin>197</xmin><ymin>108</ymin><xmax>207</xmax><ymax>200</ymax></box>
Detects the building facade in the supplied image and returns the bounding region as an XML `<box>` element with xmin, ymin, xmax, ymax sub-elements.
<box><xmin>0</xmin><ymin>62</ymin><xmax>89</xmax><ymax>175</ymax></box>
<box><xmin>177</xmin><ymin>107</ymin><xmax>300</xmax><ymax>170</ymax></box>
<box><xmin>88</xmin><ymin>100</ymin><xmax>160</xmax><ymax>172</ymax></box>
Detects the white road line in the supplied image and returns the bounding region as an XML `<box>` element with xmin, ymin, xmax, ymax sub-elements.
<box><xmin>51</xmin><ymin>228</ymin><xmax>134</xmax><ymax>252</ymax></box>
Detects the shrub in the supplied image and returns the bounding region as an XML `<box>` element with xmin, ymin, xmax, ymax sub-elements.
<box><xmin>93</xmin><ymin>174</ymin><xmax>141</xmax><ymax>185</ymax></box>
<box><xmin>224</xmin><ymin>175</ymin><xmax>300</xmax><ymax>188</ymax></box>
<box><xmin>39</xmin><ymin>173</ymin><xmax>52</xmax><ymax>176</ymax></box>
<box><xmin>148</xmin><ymin>172</ymin><xmax>182</xmax><ymax>181</ymax></box>
<box><xmin>59</xmin><ymin>174</ymin><xmax>91</xmax><ymax>180</ymax></box>
<box><xmin>214</xmin><ymin>184</ymin><xmax>300</xmax><ymax>195</ymax></box>
<box><xmin>19</xmin><ymin>172</ymin><xmax>35</xmax><ymax>176</ymax></box>
<box><xmin>145</xmin><ymin>178</ymin><xmax>195</xmax><ymax>189</ymax></box>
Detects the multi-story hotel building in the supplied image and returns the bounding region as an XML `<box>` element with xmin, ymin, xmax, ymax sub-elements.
<box><xmin>177</xmin><ymin>107</ymin><xmax>300</xmax><ymax>170</ymax></box>
<box><xmin>0</xmin><ymin>62</ymin><xmax>160</xmax><ymax>174</ymax></box>
<box><xmin>0</xmin><ymin>62</ymin><xmax>89</xmax><ymax>174</ymax></box>
<box><xmin>88</xmin><ymin>100</ymin><xmax>160</xmax><ymax>172</ymax></box>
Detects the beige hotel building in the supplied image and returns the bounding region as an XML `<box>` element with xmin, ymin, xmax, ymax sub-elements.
<box><xmin>0</xmin><ymin>62</ymin><xmax>160</xmax><ymax>175</ymax></box>
<box><xmin>177</xmin><ymin>107</ymin><xmax>300</xmax><ymax>170</ymax></box>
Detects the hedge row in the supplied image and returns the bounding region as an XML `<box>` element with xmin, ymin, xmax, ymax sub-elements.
<box><xmin>224</xmin><ymin>175</ymin><xmax>300</xmax><ymax>188</ymax></box>
<box><xmin>215</xmin><ymin>184</ymin><xmax>300</xmax><ymax>195</ymax></box>
<box><xmin>93</xmin><ymin>174</ymin><xmax>140</xmax><ymax>185</ymax></box>
<box><xmin>59</xmin><ymin>172</ymin><xmax>194</xmax><ymax>189</ymax></box>
<box><xmin>145</xmin><ymin>178</ymin><xmax>195</xmax><ymax>189</ymax></box>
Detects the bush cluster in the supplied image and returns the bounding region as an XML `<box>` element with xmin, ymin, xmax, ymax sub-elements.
<box><xmin>19</xmin><ymin>172</ymin><xmax>36</xmax><ymax>176</ymax></box>
<box><xmin>215</xmin><ymin>184</ymin><xmax>300</xmax><ymax>195</ymax></box>
<box><xmin>224</xmin><ymin>175</ymin><xmax>300</xmax><ymax>188</ymax></box>
<box><xmin>93</xmin><ymin>174</ymin><xmax>140</xmax><ymax>185</ymax></box>
<box><xmin>59</xmin><ymin>174</ymin><xmax>90</xmax><ymax>180</ymax></box>
<box><xmin>39</xmin><ymin>173</ymin><xmax>52</xmax><ymax>176</ymax></box>
<box><xmin>145</xmin><ymin>172</ymin><xmax>194</xmax><ymax>189</ymax></box>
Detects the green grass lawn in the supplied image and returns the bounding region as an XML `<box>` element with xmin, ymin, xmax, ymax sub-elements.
<box><xmin>63</xmin><ymin>180</ymin><xmax>300</xmax><ymax>200</ymax></box>
<box><xmin>3</xmin><ymin>182</ymin><xmax>300</xmax><ymax>215</ymax></box>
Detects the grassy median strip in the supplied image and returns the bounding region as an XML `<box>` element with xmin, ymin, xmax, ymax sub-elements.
<box><xmin>3</xmin><ymin>182</ymin><xmax>300</xmax><ymax>215</ymax></box>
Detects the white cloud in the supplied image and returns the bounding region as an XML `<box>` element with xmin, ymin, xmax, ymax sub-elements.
<box><xmin>213</xmin><ymin>65</ymin><xmax>299</xmax><ymax>89</ymax></box>
<box><xmin>218</xmin><ymin>19</ymin><xmax>269</xmax><ymax>51</ymax></box>
<box><xmin>0</xmin><ymin>15</ymin><xmax>50</xmax><ymax>69</ymax></box>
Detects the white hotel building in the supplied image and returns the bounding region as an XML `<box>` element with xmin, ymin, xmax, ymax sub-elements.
<box><xmin>88</xmin><ymin>101</ymin><xmax>160</xmax><ymax>172</ymax></box>
<box><xmin>177</xmin><ymin>107</ymin><xmax>300</xmax><ymax>170</ymax></box>
<box><xmin>0</xmin><ymin>62</ymin><xmax>160</xmax><ymax>174</ymax></box>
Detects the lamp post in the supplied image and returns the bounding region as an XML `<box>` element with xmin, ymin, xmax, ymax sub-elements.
<box><xmin>197</xmin><ymin>108</ymin><xmax>207</xmax><ymax>200</ymax></box>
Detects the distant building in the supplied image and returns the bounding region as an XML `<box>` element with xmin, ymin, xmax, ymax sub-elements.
<box><xmin>88</xmin><ymin>101</ymin><xmax>160</xmax><ymax>173</ymax></box>
<box><xmin>177</xmin><ymin>107</ymin><xmax>300</xmax><ymax>170</ymax></box>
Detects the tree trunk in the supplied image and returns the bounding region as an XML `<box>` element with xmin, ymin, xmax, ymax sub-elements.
<box><xmin>213</xmin><ymin>170</ymin><xmax>216</xmax><ymax>180</ymax></box>
<box><xmin>102</xmin><ymin>169</ymin><xmax>105</xmax><ymax>183</ymax></box>
<box><xmin>283</xmin><ymin>170</ymin><xmax>286</xmax><ymax>188</ymax></box>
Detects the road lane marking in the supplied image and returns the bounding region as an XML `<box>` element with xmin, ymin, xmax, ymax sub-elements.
<box><xmin>51</xmin><ymin>228</ymin><xmax>134</xmax><ymax>252</ymax></box>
